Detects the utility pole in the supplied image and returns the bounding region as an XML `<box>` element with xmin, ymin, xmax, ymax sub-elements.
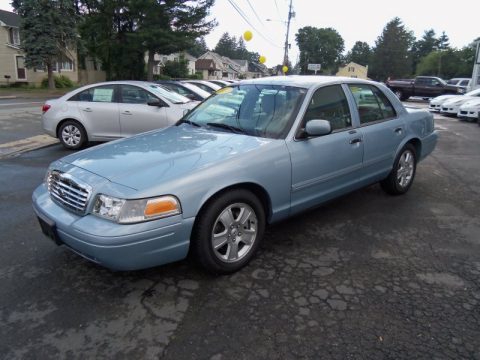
<box><xmin>283</xmin><ymin>0</ymin><xmax>293</xmax><ymax>67</ymax></box>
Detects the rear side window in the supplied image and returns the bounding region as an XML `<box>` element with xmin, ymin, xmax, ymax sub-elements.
<box><xmin>302</xmin><ymin>85</ymin><xmax>352</xmax><ymax>131</ymax></box>
<box><xmin>69</xmin><ymin>85</ymin><xmax>116</xmax><ymax>103</ymax></box>
<box><xmin>348</xmin><ymin>84</ymin><xmax>397</xmax><ymax>125</ymax></box>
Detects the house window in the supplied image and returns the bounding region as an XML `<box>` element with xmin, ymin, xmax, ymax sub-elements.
<box><xmin>348</xmin><ymin>67</ymin><xmax>355</xmax><ymax>72</ymax></box>
<box><xmin>9</xmin><ymin>28</ymin><xmax>20</xmax><ymax>45</ymax></box>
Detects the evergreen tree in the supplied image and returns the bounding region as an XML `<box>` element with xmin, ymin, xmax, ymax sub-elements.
<box><xmin>369</xmin><ymin>17</ymin><xmax>415</xmax><ymax>81</ymax></box>
<box><xmin>12</xmin><ymin>0</ymin><xmax>78</xmax><ymax>89</ymax></box>
<box><xmin>295</xmin><ymin>26</ymin><xmax>344</xmax><ymax>74</ymax></box>
<box><xmin>214</xmin><ymin>32</ymin><xmax>238</xmax><ymax>58</ymax></box>
<box><xmin>189</xmin><ymin>37</ymin><xmax>209</xmax><ymax>58</ymax></box>
<box><xmin>438</xmin><ymin>31</ymin><xmax>450</xmax><ymax>50</ymax></box>
<box><xmin>410</xmin><ymin>29</ymin><xmax>439</xmax><ymax>73</ymax></box>
<box><xmin>346</xmin><ymin>41</ymin><xmax>372</xmax><ymax>67</ymax></box>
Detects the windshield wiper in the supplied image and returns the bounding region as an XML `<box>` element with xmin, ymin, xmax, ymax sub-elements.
<box><xmin>206</xmin><ymin>122</ymin><xmax>245</xmax><ymax>134</ymax></box>
<box><xmin>177</xmin><ymin>119</ymin><xmax>201</xmax><ymax>127</ymax></box>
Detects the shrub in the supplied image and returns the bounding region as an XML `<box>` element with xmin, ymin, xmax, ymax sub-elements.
<box><xmin>153</xmin><ymin>74</ymin><xmax>172</xmax><ymax>80</ymax></box>
<box><xmin>41</xmin><ymin>75</ymin><xmax>75</xmax><ymax>88</ymax></box>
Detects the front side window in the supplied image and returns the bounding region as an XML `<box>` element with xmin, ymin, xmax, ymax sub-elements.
<box><xmin>183</xmin><ymin>84</ymin><xmax>307</xmax><ymax>139</ymax></box>
<box><xmin>120</xmin><ymin>85</ymin><xmax>158</xmax><ymax>104</ymax></box>
<box><xmin>70</xmin><ymin>85</ymin><xmax>116</xmax><ymax>102</ymax></box>
<box><xmin>302</xmin><ymin>85</ymin><xmax>352</xmax><ymax>132</ymax></box>
<box><xmin>349</xmin><ymin>84</ymin><xmax>397</xmax><ymax>124</ymax></box>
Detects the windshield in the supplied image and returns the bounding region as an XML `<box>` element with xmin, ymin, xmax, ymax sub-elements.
<box><xmin>182</xmin><ymin>82</ymin><xmax>211</xmax><ymax>98</ymax></box>
<box><xmin>182</xmin><ymin>84</ymin><xmax>307</xmax><ymax>139</ymax></box>
<box><xmin>147</xmin><ymin>84</ymin><xmax>191</xmax><ymax>104</ymax></box>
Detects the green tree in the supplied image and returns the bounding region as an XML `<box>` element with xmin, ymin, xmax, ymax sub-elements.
<box><xmin>162</xmin><ymin>56</ymin><xmax>189</xmax><ymax>78</ymax></box>
<box><xmin>416</xmin><ymin>44</ymin><xmax>476</xmax><ymax>79</ymax></box>
<box><xmin>12</xmin><ymin>0</ymin><xmax>78</xmax><ymax>89</ymax></box>
<box><xmin>214</xmin><ymin>32</ymin><xmax>238</xmax><ymax>58</ymax></box>
<box><xmin>369</xmin><ymin>17</ymin><xmax>415</xmax><ymax>81</ymax></box>
<box><xmin>78</xmin><ymin>0</ymin><xmax>215</xmax><ymax>81</ymax></box>
<box><xmin>295</xmin><ymin>26</ymin><xmax>345</xmax><ymax>74</ymax></box>
<box><xmin>189</xmin><ymin>37</ymin><xmax>209</xmax><ymax>58</ymax></box>
<box><xmin>410</xmin><ymin>29</ymin><xmax>439</xmax><ymax>74</ymax></box>
<box><xmin>346</xmin><ymin>41</ymin><xmax>372</xmax><ymax>67</ymax></box>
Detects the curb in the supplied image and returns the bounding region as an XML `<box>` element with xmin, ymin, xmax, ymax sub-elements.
<box><xmin>0</xmin><ymin>96</ymin><xmax>17</xmax><ymax>100</ymax></box>
<box><xmin>0</xmin><ymin>135</ymin><xmax>59</xmax><ymax>159</ymax></box>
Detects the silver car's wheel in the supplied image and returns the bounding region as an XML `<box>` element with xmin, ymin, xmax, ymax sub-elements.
<box><xmin>396</xmin><ymin>149</ymin><xmax>415</xmax><ymax>188</ymax></box>
<box><xmin>58</xmin><ymin>120</ymin><xmax>87</xmax><ymax>150</ymax></box>
<box><xmin>192</xmin><ymin>189</ymin><xmax>265</xmax><ymax>274</ymax></box>
<box><xmin>211</xmin><ymin>203</ymin><xmax>258</xmax><ymax>263</ymax></box>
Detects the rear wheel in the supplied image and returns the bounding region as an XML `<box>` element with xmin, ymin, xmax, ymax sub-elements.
<box><xmin>381</xmin><ymin>144</ymin><xmax>417</xmax><ymax>195</ymax></box>
<box><xmin>58</xmin><ymin>120</ymin><xmax>87</xmax><ymax>150</ymax></box>
<box><xmin>394</xmin><ymin>89</ymin><xmax>408</xmax><ymax>101</ymax></box>
<box><xmin>192</xmin><ymin>189</ymin><xmax>265</xmax><ymax>274</ymax></box>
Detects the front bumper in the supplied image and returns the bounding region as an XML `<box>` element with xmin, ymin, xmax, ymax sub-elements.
<box><xmin>457</xmin><ymin>109</ymin><xmax>479</xmax><ymax>120</ymax></box>
<box><xmin>440</xmin><ymin>105</ymin><xmax>460</xmax><ymax>115</ymax></box>
<box><xmin>32</xmin><ymin>184</ymin><xmax>194</xmax><ymax>271</ymax></box>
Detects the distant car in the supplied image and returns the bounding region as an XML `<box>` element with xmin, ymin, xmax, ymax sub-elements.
<box><xmin>457</xmin><ymin>98</ymin><xmax>480</xmax><ymax>122</ymax></box>
<box><xmin>440</xmin><ymin>88</ymin><xmax>480</xmax><ymax>116</ymax></box>
<box><xmin>430</xmin><ymin>88</ymin><xmax>480</xmax><ymax>112</ymax></box>
<box><xmin>208</xmin><ymin>80</ymin><xmax>231</xmax><ymax>87</ymax></box>
<box><xmin>447</xmin><ymin>78</ymin><xmax>472</xmax><ymax>94</ymax></box>
<box><xmin>33</xmin><ymin>76</ymin><xmax>437</xmax><ymax>273</ymax></box>
<box><xmin>42</xmin><ymin>81</ymin><xmax>199</xmax><ymax>149</ymax></box>
<box><xmin>155</xmin><ymin>80</ymin><xmax>211</xmax><ymax>101</ymax></box>
<box><xmin>182</xmin><ymin>80</ymin><xmax>221</xmax><ymax>94</ymax></box>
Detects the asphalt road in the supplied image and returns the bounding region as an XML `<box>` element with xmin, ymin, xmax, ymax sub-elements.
<box><xmin>0</xmin><ymin>110</ymin><xmax>479</xmax><ymax>359</ymax></box>
<box><xmin>0</xmin><ymin>99</ymin><xmax>44</xmax><ymax>144</ymax></box>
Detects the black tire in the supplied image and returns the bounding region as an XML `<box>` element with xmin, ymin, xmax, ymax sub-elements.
<box><xmin>58</xmin><ymin>120</ymin><xmax>87</xmax><ymax>150</ymax></box>
<box><xmin>380</xmin><ymin>144</ymin><xmax>417</xmax><ymax>195</ymax></box>
<box><xmin>191</xmin><ymin>189</ymin><xmax>265</xmax><ymax>274</ymax></box>
<box><xmin>394</xmin><ymin>89</ymin><xmax>408</xmax><ymax>101</ymax></box>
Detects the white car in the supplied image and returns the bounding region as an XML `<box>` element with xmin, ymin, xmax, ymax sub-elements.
<box><xmin>181</xmin><ymin>80</ymin><xmax>221</xmax><ymax>94</ymax></box>
<box><xmin>439</xmin><ymin>88</ymin><xmax>480</xmax><ymax>116</ymax></box>
<box><xmin>429</xmin><ymin>88</ymin><xmax>480</xmax><ymax>112</ymax></box>
<box><xmin>42</xmin><ymin>81</ymin><xmax>199</xmax><ymax>149</ymax></box>
<box><xmin>457</xmin><ymin>98</ymin><xmax>480</xmax><ymax>121</ymax></box>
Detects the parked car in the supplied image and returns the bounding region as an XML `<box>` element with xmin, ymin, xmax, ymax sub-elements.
<box><xmin>457</xmin><ymin>98</ymin><xmax>480</xmax><ymax>122</ymax></box>
<box><xmin>387</xmin><ymin>76</ymin><xmax>459</xmax><ymax>101</ymax></box>
<box><xmin>208</xmin><ymin>79</ymin><xmax>231</xmax><ymax>87</ymax></box>
<box><xmin>41</xmin><ymin>81</ymin><xmax>199</xmax><ymax>150</ymax></box>
<box><xmin>33</xmin><ymin>76</ymin><xmax>437</xmax><ymax>274</ymax></box>
<box><xmin>154</xmin><ymin>80</ymin><xmax>211</xmax><ymax>101</ymax></box>
<box><xmin>447</xmin><ymin>78</ymin><xmax>472</xmax><ymax>93</ymax></box>
<box><xmin>182</xmin><ymin>80</ymin><xmax>221</xmax><ymax>94</ymax></box>
<box><xmin>440</xmin><ymin>88</ymin><xmax>480</xmax><ymax>116</ymax></box>
<box><xmin>429</xmin><ymin>88</ymin><xmax>480</xmax><ymax>112</ymax></box>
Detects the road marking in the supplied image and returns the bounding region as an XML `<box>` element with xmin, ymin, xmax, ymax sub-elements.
<box><xmin>0</xmin><ymin>135</ymin><xmax>59</xmax><ymax>158</ymax></box>
<box><xmin>0</xmin><ymin>102</ymin><xmax>44</xmax><ymax>107</ymax></box>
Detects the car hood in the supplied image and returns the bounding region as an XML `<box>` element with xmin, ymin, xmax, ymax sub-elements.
<box><xmin>443</xmin><ymin>96</ymin><xmax>477</xmax><ymax>105</ymax></box>
<box><xmin>460</xmin><ymin>98</ymin><xmax>480</xmax><ymax>107</ymax></box>
<box><xmin>60</xmin><ymin>124</ymin><xmax>274</xmax><ymax>191</ymax></box>
<box><xmin>431</xmin><ymin>94</ymin><xmax>459</xmax><ymax>103</ymax></box>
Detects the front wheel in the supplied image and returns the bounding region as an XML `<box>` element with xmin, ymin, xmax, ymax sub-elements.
<box><xmin>381</xmin><ymin>144</ymin><xmax>417</xmax><ymax>195</ymax></box>
<box><xmin>191</xmin><ymin>189</ymin><xmax>265</xmax><ymax>274</ymax></box>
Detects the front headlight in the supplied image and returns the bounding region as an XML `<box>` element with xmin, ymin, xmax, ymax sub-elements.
<box><xmin>93</xmin><ymin>194</ymin><xmax>181</xmax><ymax>224</ymax></box>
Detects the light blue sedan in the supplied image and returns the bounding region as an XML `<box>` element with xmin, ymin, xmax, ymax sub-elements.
<box><xmin>33</xmin><ymin>76</ymin><xmax>438</xmax><ymax>274</ymax></box>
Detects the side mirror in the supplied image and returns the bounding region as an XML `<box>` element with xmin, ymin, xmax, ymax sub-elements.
<box><xmin>186</xmin><ymin>94</ymin><xmax>197</xmax><ymax>100</ymax></box>
<box><xmin>147</xmin><ymin>100</ymin><xmax>165</xmax><ymax>107</ymax></box>
<box><xmin>305</xmin><ymin>119</ymin><xmax>332</xmax><ymax>137</ymax></box>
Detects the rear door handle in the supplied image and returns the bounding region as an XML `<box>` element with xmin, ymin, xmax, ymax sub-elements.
<box><xmin>121</xmin><ymin>111</ymin><xmax>132</xmax><ymax>115</ymax></box>
<box><xmin>82</xmin><ymin>108</ymin><xmax>92</xmax><ymax>112</ymax></box>
<box><xmin>349</xmin><ymin>138</ymin><xmax>362</xmax><ymax>144</ymax></box>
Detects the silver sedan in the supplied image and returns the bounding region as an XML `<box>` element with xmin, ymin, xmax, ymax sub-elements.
<box><xmin>41</xmin><ymin>81</ymin><xmax>199</xmax><ymax>149</ymax></box>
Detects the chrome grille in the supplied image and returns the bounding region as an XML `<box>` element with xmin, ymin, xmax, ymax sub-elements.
<box><xmin>47</xmin><ymin>170</ymin><xmax>92</xmax><ymax>214</ymax></box>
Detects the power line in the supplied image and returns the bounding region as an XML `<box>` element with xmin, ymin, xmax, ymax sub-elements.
<box><xmin>226</xmin><ymin>0</ymin><xmax>283</xmax><ymax>48</ymax></box>
<box><xmin>273</xmin><ymin>0</ymin><xmax>282</xmax><ymax>19</ymax></box>
<box><xmin>246</xmin><ymin>0</ymin><xmax>265</xmax><ymax>28</ymax></box>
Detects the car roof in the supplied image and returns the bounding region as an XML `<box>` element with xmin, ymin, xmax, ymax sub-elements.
<box><xmin>238</xmin><ymin>75</ymin><xmax>378</xmax><ymax>89</ymax></box>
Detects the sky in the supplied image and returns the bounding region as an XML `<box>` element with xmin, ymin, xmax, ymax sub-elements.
<box><xmin>1</xmin><ymin>0</ymin><xmax>479</xmax><ymax>67</ymax></box>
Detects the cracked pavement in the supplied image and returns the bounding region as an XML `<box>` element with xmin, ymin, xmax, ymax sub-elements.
<box><xmin>0</xmin><ymin>111</ymin><xmax>479</xmax><ymax>359</ymax></box>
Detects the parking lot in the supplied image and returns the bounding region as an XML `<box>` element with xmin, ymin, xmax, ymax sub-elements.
<box><xmin>0</xmin><ymin>102</ymin><xmax>479</xmax><ymax>359</ymax></box>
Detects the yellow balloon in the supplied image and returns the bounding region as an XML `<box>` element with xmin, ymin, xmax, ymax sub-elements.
<box><xmin>243</xmin><ymin>30</ymin><xmax>253</xmax><ymax>42</ymax></box>
<box><xmin>259</xmin><ymin>55</ymin><xmax>266</xmax><ymax>64</ymax></box>
<box><xmin>282</xmin><ymin>65</ymin><xmax>289</xmax><ymax>73</ymax></box>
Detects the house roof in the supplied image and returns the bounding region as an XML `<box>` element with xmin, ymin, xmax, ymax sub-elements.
<box><xmin>232</xmin><ymin>59</ymin><xmax>248</xmax><ymax>67</ymax></box>
<box><xmin>195</xmin><ymin>59</ymin><xmax>219</xmax><ymax>71</ymax></box>
<box><xmin>0</xmin><ymin>9</ymin><xmax>20</xmax><ymax>28</ymax></box>
<box><xmin>248</xmin><ymin>62</ymin><xmax>268</xmax><ymax>74</ymax></box>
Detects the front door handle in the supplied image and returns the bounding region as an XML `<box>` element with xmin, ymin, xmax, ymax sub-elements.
<box><xmin>394</xmin><ymin>127</ymin><xmax>403</xmax><ymax>134</ymax></box>
<box><xmin>82</xmin><ymin>108</ymin><xmax>92</xmax><ymax>112</ymax></box>
<box><xmin>349</xmin><ymin>138</ymin><xmax>362</xmax><ymax>144</ymax></box>
<box><xmin>121</xmin><ymin>111</ymin><xmax>132</xmax><ymax>115</ymax></box>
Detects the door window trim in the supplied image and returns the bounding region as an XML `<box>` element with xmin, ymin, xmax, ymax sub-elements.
<box><xmin>119</xmin><ymin>84</ymin><xmax>166</xmax><ymax>106</ymax></box>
